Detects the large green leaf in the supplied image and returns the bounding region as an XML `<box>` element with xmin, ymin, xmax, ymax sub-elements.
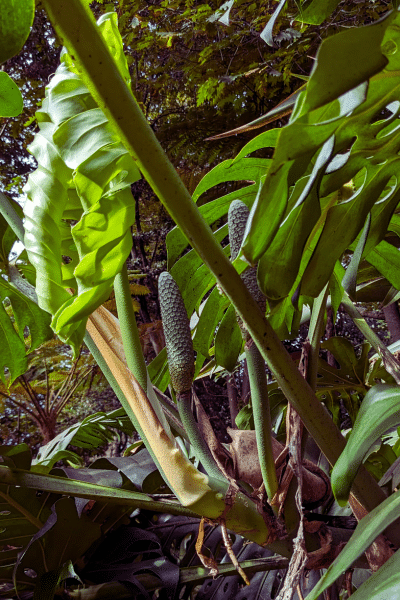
<box><xmin>23</xmin><ymin>13</ymin><xmax>141</xmax><ymax>353</ymax></box>
<box><xmin>0</xmin><ymin>201</ymin><xmax>53</xmax><ymax>384</ymax></box>
<box><xmin>0</xmin><ymin>445</ymin><xmax>53</xmax><ymax>596</ymax></box>
<box><xmin>299</xmin><ymin>10</ymin><xmax>391</xmax><ymax>115</ymax></box>
<box><xmin>331</xmin><ymin>384</ymin><xmax>400</xmax><ymax>506</ymax></box>
<box><xmin>15</xmin><ymin>497</ymin><xmax>101</xmax><ymax>592</ymax></box>
<box><xmin>256</xmin><ymin>136</ymin><xmax>334</xmax><ymax>299</ymax></box>
<box><xmin>0</xmin><ymin>443</ymin><xmax>192</xmax><ymax>597</ymax></box>
<box><xmin>0</xmin><ymin>0</ymin><xmax>34</xmax><ymax>64</ymax></box>
<box><xmin>366</xmin><ymin>239</ymin><xmax>400</xmax><ymax>290</ymax></box>
<box><xmin>214</xmin><ymin>304</ymin><xmax>243</xmax><ymax>372</ymax></box>
<box><xmin>230</xmin><ymin>11</ymin><xmax>400</xmax><ymax>304</ymax></box>
<box><xmin>192</xmin><ymin>158</ymin><xmax>271</xmax><ymax>202</ymax></box>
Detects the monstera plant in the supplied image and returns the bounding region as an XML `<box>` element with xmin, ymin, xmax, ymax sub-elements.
<box><xmin>3</xmin><ymin>1</ymin><xmax>400</xmax><ymax>599</ymax></box>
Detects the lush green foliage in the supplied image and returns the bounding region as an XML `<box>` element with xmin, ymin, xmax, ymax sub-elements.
<box><xmin>3</xmin><ymin>2</ymin><xmax>400</xmax><ymax>600</ymax></box>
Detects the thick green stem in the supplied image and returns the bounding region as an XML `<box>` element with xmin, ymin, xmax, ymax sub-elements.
<box><xmin>43</xmin><ymin>0</ymin><xmax>387</xmax><ymax>516</ymax></box>
<box><xmin>0</xmin><ymin>465</ymin><xmax>199</xmax><ymax>517</ymax></box>
<box><xmin>114</xmin><ymin>266</ymin><xmax>148</xmax><ymax>390</ymax></box>
<box><xmin>114</xmin><ymin>265</ymin><xmax>172</xmax><ymax>437</ymax></box>
<box><xmin>245</xmin><ymin>343</ymin><xmax>278</xmax><ymax>500</ymax></box>
<box><xmin>177</xmin><ymin>391</ymin><xmax>226</xmax><ymax>482</ymax></box>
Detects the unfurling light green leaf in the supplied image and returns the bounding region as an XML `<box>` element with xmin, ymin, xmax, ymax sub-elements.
<box><xmin>23</xmin><ymin>13</ymin><xmax>141</xmax><ymax>353</ymax></box>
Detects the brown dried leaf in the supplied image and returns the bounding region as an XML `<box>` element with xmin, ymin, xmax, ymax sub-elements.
<box><xmin>228</xmin><ymin>428</ymin><xmax>284</xmax><ymax>489</ymax></box>
<box><xmin>196</xmin><ymin>518</ymin><xmax>219</xmax><ymax>579</ymax></box>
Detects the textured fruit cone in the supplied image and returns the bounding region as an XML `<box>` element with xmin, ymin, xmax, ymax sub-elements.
<box><xmin>158</xmin><ymin>271</ymin><xmax>195</xmax><ymax>393</ymax></box>
<box><xmin>228</xmin><ymin>200</ymin><xmax>266</xmax><ymax>313</ymax></box>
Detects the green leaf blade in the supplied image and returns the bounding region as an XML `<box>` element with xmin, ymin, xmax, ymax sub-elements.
<box><xmin>331</xmin><ymin>384</ymin><xmax>400</xmax><ymax>506</ymax></box>
<box><xmin>0</xmin><ymin>72</ymin><xmax>23</xmax><ymax>117</ymax></box>
<box><xmin>0</xmin><ymin>0</ymin><xmax>34</xmax><ymax>64</ymax></box>
<box><xmin>214</xmin><ymin>304</ymin><xmax>242</xmax><ymax>372</ymax></box>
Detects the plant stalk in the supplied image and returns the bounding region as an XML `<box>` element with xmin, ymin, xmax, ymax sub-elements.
<box><xmin>114</xmin><ymin>266</ymin><xmax>148</xmax><ymax>390</ymax></box>
<box><xmin>42</xmin><ymin>0</ymin><xmax>387</xmax><ymax>516</ymax></box>
<box><xmin>245</xmin><ymin>342</ymin><xmax>278</xmax><ymax>500</ymax></box>
<box><xmin>0</xmin><ymin>465</ymin><xmax>200</xmax><ymax>517</ymax></box>
<box><xmin>177</xmin><ymin>391</ymin><xmax>226</xmax><ymax>482</ymax></box>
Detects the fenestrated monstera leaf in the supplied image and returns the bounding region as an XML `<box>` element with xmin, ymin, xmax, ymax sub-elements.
<box><xmin>80</xmin><ymin>522</ymin><xmax>180</xmax><ymax>600</ymax></box>
<box><xmin>171</xmin><ymin>10</ymin><xmax>400</xmax><ymax>350</ymax></box>
<box><xmin>0</xmin><ymin>444</ymin><xmax>185</xmax><ymax>598</ymax></box>
<box><xmin>245</xmin><ymin>11</ymin><xmax>400</xmax><ymax>304</ymax></box>
<box><xmin>163</xmin><ymin>131</ymin><xmax>277</xmax><ymax>365</ymax></box>
<box><xmin>14</xmin><ymin>497</ymin><xmax>101</xmax><ymax>596</ymax></box>
<box><xmin>165</xmin><ymin>11</ymin><xmax>400</xmax><ymax>361</ymax></box>
<box><xmin>0</xmin><ymin>444</ymin><xmax>54</xmax><ymax>596</ymax></box>
<box><xmin>23</xmin><ymin>12</ymin><xmax>141</xmax><ymax>354</ymax></box>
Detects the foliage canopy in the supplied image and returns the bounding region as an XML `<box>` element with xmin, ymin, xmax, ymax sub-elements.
<box><xmin>3</xmin><ymin>2</ymin><xmax>400</xmax><ymax>600</ymax></box>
